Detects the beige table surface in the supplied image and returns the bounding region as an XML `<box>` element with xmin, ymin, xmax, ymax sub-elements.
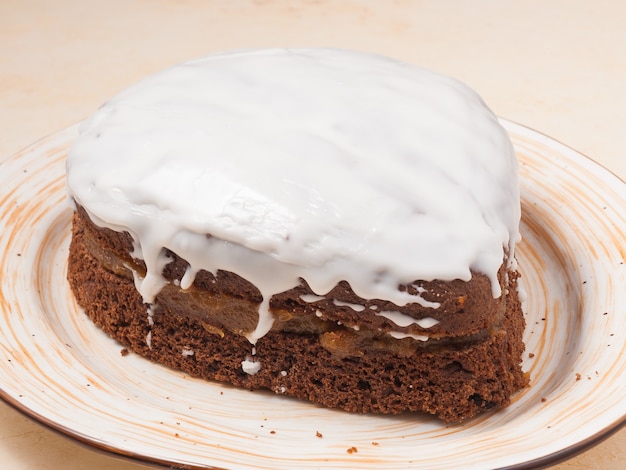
<box><xmin>1</xmin><ymin>0</ymin><xmax>624</xmax><ymax>468</ymax></box>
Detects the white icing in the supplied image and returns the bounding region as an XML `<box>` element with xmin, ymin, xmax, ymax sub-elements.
<box><xmin>388</xmin><ymin>331</ymin><xmax>429</xmax><ymax>342</ymax></box>
<box><xmin>241</xmin><ymin>358</ymin><xmax>261</xmax><ymax>375</ymax></box>
<box><xmin>517</xmin><ymin>283</ymin><xmax>528</xmax><ymax>304</ymax></box>
<box><xmin>416</xmin><ymin>317</ymin><xmax>440</xmax><ymax>329</ymax></box>
<box><xmin>332</xmin><ymin>300</ymin><xmax>366</xmax><ymax>312</ymax></box>
<box><xmin>66</xmin><ymin>48</ymin><xmax>520</xmax><ymax>344</ymax></box>
<box><xmin>377</xmin><ymin>310</ymin><xmax>440</xmax><ymax>329</ymax></box>
<box><xmin>147</xmin><ymin>305</ymin><xmax>155</xmax><ymax>326</ymax></box>
<box><xmin>182</xmin><ymin>348</ymin><xmax>194</xmax><ymax>357</ymax></box>
<box><xmin>180</xmin><ymin>265</ymin><xmax>197</xmax><ymax>290</ymax></box>
<box><xmin>407</xmin><ymin>284</ymin><xmax>442</xmax><ymax>308</ymax></box>
<box><xmin>299</xmin><ymin>294</ymin><xmax>325</xmax><ymax>303</ymax></box>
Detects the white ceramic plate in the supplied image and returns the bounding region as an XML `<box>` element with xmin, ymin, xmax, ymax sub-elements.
<box><xmin>0</xmin><ymin>121</ymin><xmax>624</xmax><ymax>469</ymax></box>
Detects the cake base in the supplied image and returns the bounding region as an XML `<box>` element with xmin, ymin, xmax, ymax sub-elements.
<box><xmin>67</xmin><ymin>212</ymin><xmax>528</xmax><ymax>423</ymax></box>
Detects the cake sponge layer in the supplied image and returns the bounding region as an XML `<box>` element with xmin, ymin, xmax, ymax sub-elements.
<box><xmin>68</xmin><ymin>210</ymin><xmax>527</xmax><ymax>423</ymax></box>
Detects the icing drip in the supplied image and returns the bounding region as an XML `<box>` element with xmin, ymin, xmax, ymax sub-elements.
<box><xmin>66</xmin><ymin>48</ymin><xmax>520</xmax><ymax>344</ymax></box>
<box><xmin>332</xmin><ymin>300</ymin><xmax>366</xmax><ymax>312</ymax></box>
<box><xmin>299</xmin><ymin>294</ymin><xmax>326</xmax><ymax>303</ymax></box>
<box><xmin>388</xmin><ymin>331</ymin><xmax>429</xmax><ymax>342</ymax></box>
<box><xmin>376</xmin><ymin>311</ymin><xmax>440</xmax><ymax>329</ymax></box>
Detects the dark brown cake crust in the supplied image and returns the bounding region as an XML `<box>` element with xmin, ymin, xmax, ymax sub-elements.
<box><xmin>67</xmin><ymin>209</ymin><xmax>528</xmax><ymax>422</ymax></box>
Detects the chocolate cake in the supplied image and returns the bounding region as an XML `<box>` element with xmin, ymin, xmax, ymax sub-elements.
<box><xmin>66</xmin><ymin>48</ymin><xmax>528</xmax><ymax>422</ymax></box>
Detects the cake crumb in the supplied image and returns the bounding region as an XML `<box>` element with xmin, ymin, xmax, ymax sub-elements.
<box><xmin>120</xmin><ymin>348</ymin><xmax>129</xmax><ymax>356</ymax></box>
<box><xmin>347</xmin><ymin>446</ymin><xmax>358</xmax><ymax>454</ymax></box>
<box><xmin>541</xmin><ymin>397</ymin><xmax>547</xmax><ymax>403</ymax></box>
<box><xmin>575</xmin><ymin>373</ymin><xmax>582</xmax><ymax>381</ymax></box>
<box><xmin>270</xmin><ymin>430</ymin><xmax>276</xmax><ymax>434</ymax></box>
<box><xmin>372</xmin><ymin>441</ymin><xmax>379</xmax><ymax>446</ymax></box>
<box><xmin>315</xmin><ymin>431</ymin><xmax>323</xmax><ymax>438</ymax></box>
<box><xmin>528</xmin><ymin>352</ymin><xmax>535</xmax><ymax>358</ymax></box>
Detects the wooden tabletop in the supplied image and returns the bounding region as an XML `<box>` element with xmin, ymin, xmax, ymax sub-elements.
<box><xmin>1</xmin><ymin>1</ymin><xmax>624</xmax><ymax>468</ymax></box>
